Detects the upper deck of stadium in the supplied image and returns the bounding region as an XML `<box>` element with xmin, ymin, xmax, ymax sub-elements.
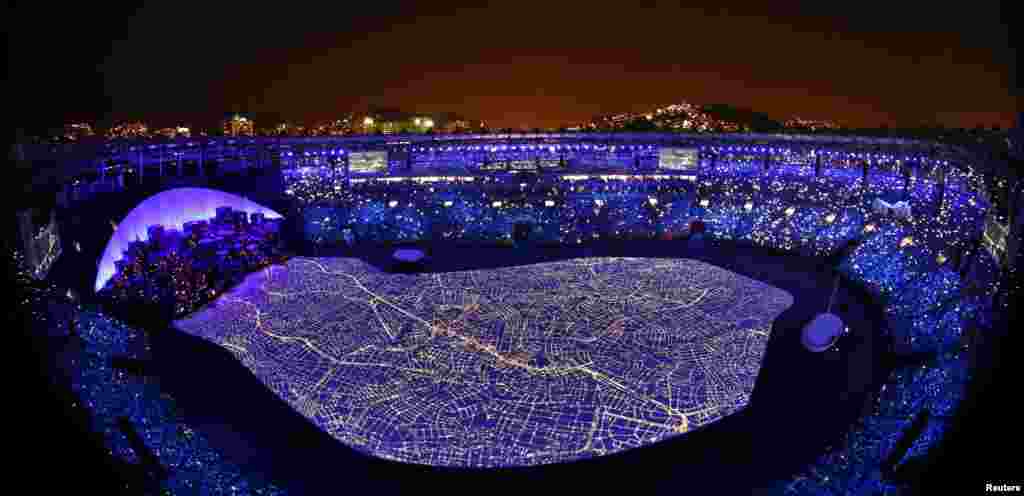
<box><xmin>18</xmin><ymin>131</ymin><xmax>1007</xmax><ymax>203</ymax></box>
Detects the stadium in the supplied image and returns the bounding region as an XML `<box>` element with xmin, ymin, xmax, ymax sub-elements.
<box><xmin>15</xmin><ymin>131</ymin><xmax>1018</xmax><ymax>494</ymax></box>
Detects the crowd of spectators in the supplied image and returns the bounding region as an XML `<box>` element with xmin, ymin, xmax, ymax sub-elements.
<box><xmin>98</xmin><ymin>206</ymin><xmax>289</xmax><ymax>320</ymax></box>
<box><xmin>295</xmin><ymin>174</ymin><xmax>702</xmax><ymax>246</ymax></box>
<box><xmin>11</xmin><ymin>249</ymin><xmax>288</xmax><ymax>494</ymax></box>
<box><xmin>289</xmin><ymin>159</ymin><xmax>985</xmax><ymax>257</ymax></box>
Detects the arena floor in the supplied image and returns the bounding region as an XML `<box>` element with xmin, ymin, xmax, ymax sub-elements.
<box><xmin>174</xmin><ymin>256</ymin><xmax>793</xmax><ymax>467</ymax></box>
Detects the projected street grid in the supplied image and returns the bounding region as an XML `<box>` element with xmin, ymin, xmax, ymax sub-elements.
<box><xmin>174</xmin><ymin>257</ymin><xmax>793</xmax><ymax>467</ymax></box>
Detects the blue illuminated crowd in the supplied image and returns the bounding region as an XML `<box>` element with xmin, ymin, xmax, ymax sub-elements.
<box><xmin>12</xmin><ymin>250</ymin><xmax>287</xmax><ymax>494</ymax></box>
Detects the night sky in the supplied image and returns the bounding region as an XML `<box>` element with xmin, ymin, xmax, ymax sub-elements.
<box><xmin>8</xmin><ymin>1</ymin><xmax>1020</xmax><ymax>132</ymax></box>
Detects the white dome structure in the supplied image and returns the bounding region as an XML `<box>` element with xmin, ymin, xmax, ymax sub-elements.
<box><xmin>94</xmin><ymin>188</ymin><xmax>282</xmax><ymax>292</ymax></box>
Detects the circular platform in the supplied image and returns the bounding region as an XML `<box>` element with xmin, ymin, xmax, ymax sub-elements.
<box><xmin>802</xmin><ymin>313</ymin><xmax>843</xmax><ymax>352</ymax></box>
<box><xmin>393</xmin><ymin>248</ymin><xmax>427</xmax><ymax>263</ymax></box>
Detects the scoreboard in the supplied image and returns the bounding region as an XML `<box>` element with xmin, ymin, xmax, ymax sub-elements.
<box><xmin>658</xmin><ymin>148</ymin><xmax>699</xmax><ymax>172</ymax></box>
<box><xmin>348</xmin><ymin>151</ymin><xmax>388</xmax><ymax>174</ymax></box>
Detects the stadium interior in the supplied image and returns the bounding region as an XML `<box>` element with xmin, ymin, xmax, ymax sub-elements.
<box><xmin>12</xmin><ymin>132</ymin><xmax>1019</xmax><ymax>495</ymax></box>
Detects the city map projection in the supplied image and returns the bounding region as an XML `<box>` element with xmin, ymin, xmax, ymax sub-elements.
<box><xmin>174</xmin><ymin>257</ymin><xmax>793</xmax><ymax>467</ymax></box>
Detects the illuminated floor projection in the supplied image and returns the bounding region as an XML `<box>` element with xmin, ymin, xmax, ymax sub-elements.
<box><xmin>174</xmin><ymin>257</ymin><xmax>793</xmax><ymax>467</ymax></box>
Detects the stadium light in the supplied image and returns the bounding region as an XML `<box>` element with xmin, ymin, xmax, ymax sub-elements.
<box><xmin>744</xmin><ymin>201</ymin><xmax>753</xmax><ymax>212</ymax></box>
<box><xmin>388</xmin><ymin>200</ymin><xmax>398</xmax><ymax>208</ymax></box>
<box><xmin>443</xmin><ymin>201</ymin><xmax>453</xmax><ymax>207</ymax></box>
<box><xmin>936</xmin><ymin>253</ymin><xmax>947</xmax><ymax>265</ymax></box>
<box><xmin>825</xmin><ymin>213</ymin><xmax>836</xmax><ymax>224</ymax></box>
<box><xmin>700</xmin><ymin>199</ymin><xmax>710</xmax><ymax>207</ymax></box>
<box><xmin>545</xmin><ymin>200</ymin><xmax>555</xmax><ymax>207</ymax></box>
<box><xmin>785</xmin><ymin>206</ymin><xmax>796</xmax><ymax>217</ymax></box>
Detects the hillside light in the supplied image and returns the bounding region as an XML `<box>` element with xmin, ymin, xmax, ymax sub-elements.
<box><xmin>388</xmin><ymin>200</ymin><xmax>398</xmax><ymax>208</ymax></box>
<box><xmin>744</xmin><ymin>201</ymin><xmax>753</xmax><ymax>212</ymax></box>
<box><xmin>785</xmin><ymin>206</ymin><xmax>796</xmax><ymax>217</ymax></box>
<box><xmin>825</xmin><ymin>213</ymin><xmax>836</xmax><ymax>224</ymax></box>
